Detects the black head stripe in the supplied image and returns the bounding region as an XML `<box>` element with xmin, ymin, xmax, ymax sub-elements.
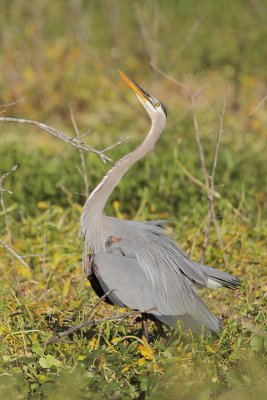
<box><xmin>132</xmin><ymin>78</ymin><xmax>168</xmax><ymax>118</ymax></box>
<box><xmin>160</xmin><ymin>101</ymin><xmax>168</xmax><ymax>118</ymax></box>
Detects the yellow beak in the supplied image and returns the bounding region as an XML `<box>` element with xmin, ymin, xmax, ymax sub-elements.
<box><xmin>118</xmin><ymin>70</ymin><xmax>148</xmax><ymax>101</ymax></box>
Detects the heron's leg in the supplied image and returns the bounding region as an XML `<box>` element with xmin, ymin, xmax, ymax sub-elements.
<box><xmin>141</xmin><ymin>313</ymin><xmax>149</xmax><ymax>341</ymax></box>
<box><xmin>155</xmin><ymin>319</ymin><xmax>167</xmax><ymax>339</ymax></box>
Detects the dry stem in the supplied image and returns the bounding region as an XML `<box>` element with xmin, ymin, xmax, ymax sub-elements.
<box><xmin>0</xmin><ymin>238</ymin><xmax>31</xmax><ymax>270</ymax></box>
<box><xmin>44</xmin><ymin>286</ymin><xmax>154</xmax><ymax>346</ymax></box>
<box><xmin>0</xmin><ymin>116</ymin><xmax>124</xmax><ymax>164</ymax></box>
<box><xmin>0</xmin><ymin>165</ymin><xmax>17</xmax><ymax>249</ymax></box>
<box><xmin>0</xmin><ymin>98</ymin><xmax>23</xmax><ymax>114</ymax></box>
<box><xmin>0</xmin><ymin>165</ymin><xmax>31</xmax><ymax>270</ymax></box>
<box><xmin>69</xmin><ymin>107</ymin><xmax>90</xmax><ymax>197</ymax></box>
<box><xmin>149</xmin><ymin>62</ymin><xmax>228</xmax><ymax>264</ymax></box>
<box><xmin>44</xmin><ymin>309</ymin><xmax>141</xmax><ymax>346</ymax></box>
<box><xmin>200</xmin><ymin>95</ymin><xmax>227</xmax><ymax>263</ymax></box>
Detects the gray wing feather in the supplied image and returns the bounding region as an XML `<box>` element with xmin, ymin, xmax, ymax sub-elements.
<box><xmin>108</xmin><ymin>222</ymin><xmax>239</xmax><ymax>290</ymax></box>
<box><xmin>194</xmin><ymin>262</ymin><xmax>240</xmax><ymax>289</ymax></box>
<box><xmin>107</xmin><ymin>224</ymin><xmax>208</xmax><ymax>288</ymax></box>
<box><xmin>93</xmin><ymin>252</ymin><xmax>221</xmax><ymax>333</ymax></box>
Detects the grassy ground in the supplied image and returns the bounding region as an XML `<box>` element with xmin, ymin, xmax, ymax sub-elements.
<box><xmin>0</xmin><ymin>1</ymin><xmax>267</xmax><ymax>399</ymax></box>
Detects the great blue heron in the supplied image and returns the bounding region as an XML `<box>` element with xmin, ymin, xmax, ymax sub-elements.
<box><xmin>81</xmin><ymin>70</ymin><xmax>240</xmax><ymax>337</ymax></box>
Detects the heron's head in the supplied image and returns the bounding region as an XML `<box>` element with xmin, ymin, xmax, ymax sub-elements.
<box><xmin>119</xmin><ymin>70</ymin><xmax>167</xmax><ymax>122</ymax></box>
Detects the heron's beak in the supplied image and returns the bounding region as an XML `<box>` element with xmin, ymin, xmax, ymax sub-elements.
<box><xmin>118</xmin><ymin>70</ymin><xmax>150</xmax><ymax>103</ymax></box>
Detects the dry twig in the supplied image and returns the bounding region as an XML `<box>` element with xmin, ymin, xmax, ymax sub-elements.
<box><xmin>230</xmin><ymin>94</ymin><xmax>267</xmax><ymax>130</ymax></box>
<box><xmin>176</xmin><ymin>159</ymin><xmax>220</xmax><ymax>199</ymax></box>
<box><xmin>44</xmin><ymin>309</ymin><xmax>141</xmax><ymax>346</ymax></box>
<box><xmin>135</xmin><ymin>2</ymin><xmax>159</xmax><ymax>67</ymax></box>
<box><xmin>189</xmin><ymin>92</ymin><xmax>228</xmax><ymax>265</ymax></box>
<box><xmin>0</xmin><ymin>98</ymin><xmax>24</xmax><ymax>114</ymax></box>
<box><xmin>190</xmin><ymin>90</ymin><xmax>209</xmax><ymax>187</ymax></box>
<box><xmin>200</xmin><ymin>95</ymin><xmax>226</xmax><ymax>263</ymax></box>
<box><xmin>0</xmin><ymin>116</ymin><xmax>125</xmax><ymax>164</ymax></box>
<box><xmin>151</xmin><ymin>63</ymin><xmax>263</xmax><ymax>264</ymax></box>
<box><xmin>0</xmin><ymin>165</ymin><xmax>17</xmax><ymax>248</ymax></box>
<box><xmin>0</xmin><ymin>238</ymin><xmax>31</xmax><ymax>270</ymax></box>
<box><xmin>0</xmin><ymin>165</ymin><xmax>31</xmax><ymax>270</ymax></box>
<box><xmin>43</xmin><ymin>290</ymin><xmax>114</xmax><ymax>346</ymax></box>
<box><xmin>133</xmin><ymin>15</ymin><xmax>226</xmax><ymax>262</ymax></box>
<box><xmin>69</xmin><ymin>107</ymin><xmax>90</xmax><ymax>197</ymax></box>
<box><xmin>149</xmin><ymin>62</ymin><xmax>228</xmax><ymax>264</ymax></box>
<box><xmin>0</xmin><ymin>165</ymin><xmax>17</xmax><ymax>194</ymax></box>
<box><xmin>83</xmin><ymin>289</ymin><xmax>114</xmax><ymax>322</ymax></box>
<box><xmin>149</xmin><ymin>62</ymin><xmax>190</xmax><ymax>92</ymax></box>
<box><xmin>44</xmin><ymin>287</ymin><xmax>154</xmax><ymax>346</ymax></box>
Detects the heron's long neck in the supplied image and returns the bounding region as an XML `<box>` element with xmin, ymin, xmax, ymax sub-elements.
<box><xmin>83</xmin><ymin>116</ymin><xmax>165</xmax><ymax>221</ymax></box>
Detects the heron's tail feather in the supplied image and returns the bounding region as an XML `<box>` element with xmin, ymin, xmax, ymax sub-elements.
<box><xmin>195</xmin><ymin>263</ymin><xmax>240</xmax><ymax>289</ymax></box>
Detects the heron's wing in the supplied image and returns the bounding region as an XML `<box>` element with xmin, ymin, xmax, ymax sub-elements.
<box><xmin>143</xmin><ymin>220</ymin><xmax>169</xmax><ymax>229</ymax></box>
<box><xmin>105</xmin><ymin>227</ymin><xmax>208</xmax><ymax>288</ymax></box>
<box><xmin>92</xmin><ymin>251</ymin><xmax>221</xmax><ymax>333</ymax></box>
<box><xmin>108</xmin><ymin>230</ymin><xmax>239</xmax><ymax>291</ymax></box>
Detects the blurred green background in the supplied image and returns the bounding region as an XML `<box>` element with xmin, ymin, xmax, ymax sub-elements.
<box><xmin>0</xmin><ymin>0</ymin><xmax>267</xmax><ymax>217</ymax></box>
<box><xmin>0</xmin><ymin>1</ymin><xmax>267</xmax><ymax>399</ymax></box>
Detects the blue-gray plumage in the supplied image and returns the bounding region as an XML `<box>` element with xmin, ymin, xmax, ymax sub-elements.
<box><xmin>80</xmin><ymin>70</ymin><xmax>240</xmax><ymax>336</ymax></box>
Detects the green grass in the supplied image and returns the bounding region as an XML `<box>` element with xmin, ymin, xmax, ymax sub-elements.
<box><xmin>0</xmin><ymin>1</ymin><xmax>267</xmax><ymax>399</ymax></box>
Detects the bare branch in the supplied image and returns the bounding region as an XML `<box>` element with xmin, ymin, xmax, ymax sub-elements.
<box><xmin>176</xmin><ymin>159</ymin><xmax>220</xmax><ymax>199</ymax></box>
<box><xmin>0</xmin><ymin>165</ymin><xmax>18</xmax><ymax>250</ymax></box>
<box><xmin>149</xmin><ymin>53</ymin><xmax>265</xmax><ymax>266</ymax></box>
<box><xmin>190</xmin><ymin>92</ymin><xmax>209</xmax><ymax>189</ymax></box>
<box><xmin>69</xmin><ymin>107</ymin><xmax>90</xmax><ymax>197</ymax></box>
<box><xmin>190</xmin><ymin>92</ymin><xmax>228</xmax><ymax>264</ymax></box>
<box><xmin>135</xmin><ymin>2</ymin><xmax>157</xmax><ymax>66</ymax></box>
<box><xmin>43</xmin><ymin>289</ymin><xmax>114</xmax><ymax>346</ymax></box>
<box><xmin>0</xmin><ymin>116</ymin><xmax>123</xmax><ymax>164</ymax></box>
<box><xmin>101</xmin><ymin>137</ymin><xmax>128</xmax><ymax>153</ymax></box>
<box><xmin>150</xmin><ymin>64</ymin><xmax>228</xmax><ymax>265</ymax></box>
<box><xmin>0</xmin><ymin>165</ymin><xmax>34</xmax><ymax>270</ymax></box>
<box><xmin>245</xmin><ymin>94</ymin><xmax>267</xmax><ymax>118</ymax></box>
<box><xmin>83</xmin><ymin>289</ymin><xmax>115</xmax><ymax>322</ymax></box>
<box><xmin>149</xmin><ymin>62</ymin><xmax>191</xmax><ymax>92</ymax></box>
<box><xmin>201</xmin><ymin>95</ymin><xmax>227</xmax><ymax>263</ymax></box>
<box><xmin>0</xmin><ymin>165</ymin><xmax>17</xmax><ymax>187</ymax></box>
<box><xmin>0</xmin><ymin>98</ymin><xmax>24</xmax><ymax>114</ymax></box>
<box><xmin>44</xmin><ymin>301</ymin><xmax>155</xmax><ymax>346</ymax></box>
<box><xmin>177</xmin><ymin>21</ymin><xmax>200</xmax><ymax>55</ymax></box>
<box><xmin>231</xmin><ymin>94</ymin><xmax>267</xmax><ymax>130</ymax></box>
<box><xmin>212</xmin><ymin>95</ymin><xmax>226</xmax><ymax>181</ymax></box>
<box><xmin>78</xmin><ymin>128</ymin><xmax>92</xmax><ymax>139</ymax></box>
<box><xmin>0</xmin><ymin>238</ymin><xmax>31</xmax><ymax>270</ymax></box>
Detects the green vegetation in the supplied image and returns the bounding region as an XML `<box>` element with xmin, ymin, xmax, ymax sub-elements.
<box><xmin>0</xmin><ymin>1</ymin><xmax>266</xmax><ymax>399</ymax></box>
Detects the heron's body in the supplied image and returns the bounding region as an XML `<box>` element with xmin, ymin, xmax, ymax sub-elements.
<box><xmin>81</xmin><ymin>71</ymin><xmax>240</xmax><ymax>335</ymax></box>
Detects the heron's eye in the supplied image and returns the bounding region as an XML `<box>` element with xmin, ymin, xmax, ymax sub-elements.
<box><xmin>154</xmin><ymin>101</ymin><xmax>160</xmax><ymax>108</ymax></box>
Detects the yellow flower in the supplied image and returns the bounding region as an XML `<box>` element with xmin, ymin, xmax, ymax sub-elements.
<box><xmin>122</xmin><ymin>365</ymin><xmax>130</xmax><ymax>373</ymax></box>
<box><xmin>38</xmin><ymin>201</ymin><xmax>49</xmax><ymax>209</ymax></box>
<box><xmin>88</xmin><ymin>337</ymin><xmax>98</xmax><ymax>350</ymax></box>
<box><xmin>138</xmin><ymin>343</ymin><xmax>153</xmax><ymax>360</ymax></box>
<box><xmin>137</xmin><ymin>357</ymin><xmax>146</xmax><ymax>367</ymax></box>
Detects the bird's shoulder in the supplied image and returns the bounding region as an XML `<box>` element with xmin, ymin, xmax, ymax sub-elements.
<box><xmin>102</xmin><ymin>216</ymin><xmax>207</xmax><ymax>287</ymax></box>
<box><xmin>102</xmin><ymin>217</ymin><xmax>181</xmax><ymax>263</ymax></box>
